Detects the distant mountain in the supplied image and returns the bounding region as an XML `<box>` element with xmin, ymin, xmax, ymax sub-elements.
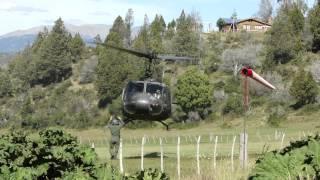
<box><xmin>0</xmin><ymin>24</ymin><xmax>112</xmax><ymax>53</ymax></box>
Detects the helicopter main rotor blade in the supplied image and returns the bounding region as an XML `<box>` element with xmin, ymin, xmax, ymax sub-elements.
<box><xmin>97</xmin><ymin>43</ymin><xmax>155</xmax><ymax>59</ymax></box>
<box><xmin>157</xmin><ymin>55</ymin><xmax>196</xmax><ymax>62</ymax></box>
<box><xmin>97</xmin><ymin>43</ymin><xmax>196</xmax><ymax>63</ymax></box>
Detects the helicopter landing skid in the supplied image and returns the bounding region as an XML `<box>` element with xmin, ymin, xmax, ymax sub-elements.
<box><xmin>157</xmin><ymin>120</ymin><xmax>169</xmax><ymax>131</ymax></box>
<box><xmin>123</xmin><ymin>119</ymin><xmax>169</xmax><ymax>130</ymax></box>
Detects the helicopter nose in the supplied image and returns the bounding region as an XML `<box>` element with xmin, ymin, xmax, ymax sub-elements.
<box><xmin>135</xmin><ymin>99</ymin><xmax>150</xmax><ymax>110</ymax></box>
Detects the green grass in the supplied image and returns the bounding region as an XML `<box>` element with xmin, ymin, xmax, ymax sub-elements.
<box><xmin>65</xmin><ymin>116</ymin><xmax>320</xmax><ymax>179</ymax></box>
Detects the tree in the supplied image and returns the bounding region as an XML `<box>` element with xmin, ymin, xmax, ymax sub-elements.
<box><xmin>132</xmin><ymin>14</ymin><xmax>150</xmax><ymax>51</ymax></box>
<box><xmin>221</xmin><ymin>45</ymin><xmax>262</xmax><ymax>77</ymax></box>
<box><xmin>33</xmin><ymin>18</ymin><xmax>72</xmax><ymax>86</ymax></box>
<box><xmin>309</xmin><ymin>2</ymin><xmax>320</xmax><ymax>52</ymax></box>
<box><xmin>258</xmin><ymin>0</ymin><xmax>273</xmax><ymax>22</ymax></box>
<box><xmin>0</xmin><ymin>70</ymin><xmax>12</xmax><ymax>97</ymax></box>
<box><xmin>124</xmin><ymin>8</ymin><xmax>134</xmax><ymax>47</ymax></box>
<box><xmin>174</xmin><ymin>10</ymin><xmax>201</xmax><ymax>56</ymax></box>
<box><xmin>288</xmin><ymin>3</ymin><xmax>305</xmax><ymax>34</ymax></box>
<box><xmin>216</xmin><ymin>18</ymin><xmax>225</xmax><ymax>32</ymax></box>
<box><xmin>263</xmin><ymin>11</ymin><xmax>303</xmax><ymax>67</ymax></box>
<box><xmin>94</xmin><ymin>34</ymin><xmax>102</xmax><ymax>43</ymax></box>
<box><xmin>202</xmin><ymin>33</ymin><xmax>223</xmax><ymax>74</ymax></box>
<box><xmin>165</xmin><ymin>19</ymin><xmax>176</xmax><ymax>39</ymax></box>
<box><xmin>175</xmin><ymin>68</ymin><xmax>213</xmax><ymax>116</ymax></box>
<box><xmin>95</xmin><ymin>16</ymin><xmax>144</xmax><ymax>105</ymax></box>
<box><xmin>149</xmin><ymin>14</ymin><xmax>164</xmax><ymax>53</ymax></box>
<box><xmin>32</xmin><ymin>27</ymin><xmax>48</xmax><ymax>53</ymax></box>
<box><xmin>289</xmin><ymin>69</ymin><xmax>318</xmax><ymax>107</ymax></box>
<box><xmin>69</xmin><ymin>33</ymin><xmax>85</xmax><ymax>62</ymax></box>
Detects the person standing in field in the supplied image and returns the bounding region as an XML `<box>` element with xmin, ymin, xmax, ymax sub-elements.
<box><xmin>107</xmin><ymin>114</ymin><xmax>124</xmax><ymax>159</ymax></box>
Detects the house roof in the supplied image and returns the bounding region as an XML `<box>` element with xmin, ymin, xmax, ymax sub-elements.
<box><xmin>221</xmin><ymin>18</ymin><xmax>271</xmax><ymax>26</ymax></box>
<box><xmin>222</xmin><ymin>18</ymin><xmax>240</xmax><ymax>25</ymax></box>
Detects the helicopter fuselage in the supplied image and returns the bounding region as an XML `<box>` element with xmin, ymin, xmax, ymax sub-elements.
<box><xmin>122</xmin><ymin>81</ymin><xmax>171</xmax><ymax>121</ymax></box>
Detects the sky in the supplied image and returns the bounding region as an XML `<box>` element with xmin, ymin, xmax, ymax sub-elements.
<box><xmin>0</xmin><ymin>0</ymin><xmax>317</xmax><ymax>36</ymax></box>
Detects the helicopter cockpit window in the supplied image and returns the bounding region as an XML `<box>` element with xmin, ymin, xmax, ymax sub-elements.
<box><xmin>126</xmin><ymin>82</ymin><xmax>144</xmax><ymax>95</ymax></box>
<box><xmin>146</xmin><ymin>83</ymin><xmax>163</xmax><ymax>99</ymax></box>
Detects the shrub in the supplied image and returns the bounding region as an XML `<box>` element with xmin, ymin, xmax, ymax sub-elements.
<box><xmin>0</xmin><ymin>129</ymin><xmax>99</xmax><ymax>179</ymax></box>
<box><xmin>125</xmin><ymin>168</ymin><xmax>170</xmax><ymax>180</ymax></box>
<box><xmin>222</xmin><ymin>94</ymin><xmax>243</xmax><ymax>115</ymax></box>
<box><xmin>289</xmin><ymin>69</ymin><xmax>318</xmax><ymax>107</ymax></box>
<box><xmin>249</xmin><ymin>135</ymin><xmax>320</xmax><ymax>179</ymax></box>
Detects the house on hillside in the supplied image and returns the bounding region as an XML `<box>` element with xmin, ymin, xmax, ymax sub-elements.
<box><xmin>220</xmin><ymin>18</ymin><xmax>271</xmax><ymax>32</ymax></box>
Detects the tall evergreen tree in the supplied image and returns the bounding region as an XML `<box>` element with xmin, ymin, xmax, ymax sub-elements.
<box><xmin>69</xmin><ymin>33</ymin><xmax>85</xmax><ymax>62</ymax></box>
<box><xmin>94</xmin><ymin>34</ymin><xmax>102</xmax><ymax>43</ymax></box>
<box><xmin>33</xmin><ymin>18</ymin><xmax>72</xmax><ymax>85</ymax></box>
<box><xmin>309</xmin><ymin>2</ymin><xmax>320</xmax><ymax>52</ymax></box>
<box><xmin>165</xmin><ymin>19</ymin><xmax>176</xmax><ymax>39</ymax></box>
<box><xmin>96</xmin><ymin>16</ymin><xmax>143</xmax><ymax>106</ymax></box>
<box><xmin>263</xmin><ymin>10</ymin><xmax>303</xmax><ymax>68</ymax></box>
<box><xmin>258</xmin><ymin>0</ymin><xmax>273</xmax><ymax>22</ymax></box>
<box><xmin>0</xmin><ymin>70</ymin><xmax>12</xmax><ymax>98</ymax></box>
<box><xmin>174</xmin><ymin>10</ymin><xmax>200</xmax><ymax>56</ymax></box>
<box><xmin>124</xmin><ymin>8</ymin><xmax>134</xmax><ymax>47</ymax></box>
<box><xmin>32</xmin><ymin>27</ymin><xmax>48</xmax><ymax>53</ymax></box>
<box><xmin>133</xmin><ymin>14</ymin><xmax>150</xmax><ymax>51</ymax></box>
<box><xmin>149</xmin><ymin>15</ymin><xmax>164</xmax><ymax>53</ymax></box>
<box><xmin>289</xmin><ymin>69</ymin><xmax>318</xmax><ymax>106</ymax></box>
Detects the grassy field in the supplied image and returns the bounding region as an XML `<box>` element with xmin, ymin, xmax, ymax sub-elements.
<box><xmin>65</xmin><ymin>115</ymin><xmax>320</xmax><ymax>179</ymax></box>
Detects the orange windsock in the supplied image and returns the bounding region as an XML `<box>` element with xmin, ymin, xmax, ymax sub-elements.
<box><xmin>241</xmin><ymin>67</ymin><xmax>276</xmax><ymax>90</ymax></box>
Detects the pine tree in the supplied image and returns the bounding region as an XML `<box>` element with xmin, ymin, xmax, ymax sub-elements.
<box><xmin>263</xmin><ymin>10</ymin><xmax>303</xmax><ymax>67</ymax></box>
<box><xmin>0</xmin><ymin>70</ymin><xmax>12</xmax><ymax>97</ymax></box>
<box><xmin>258</xmin><ymin>0</ymin><xmax>273</xmax><ymax>22</ymax></box>
<box><xmin>33</xmin><ymin>18</ymin><xmax>72</xmax><ymax>85</ymax></box>
<box><xmin>149</xmin><ymin>15</ymin><xmax>164</xmax><ymax>53</ymax></box>
<box><xmin>174</xmin><ymin>10</ymin><xmax>200</xmax><ymax>56</ymax></box>
<box><xmin>69</xmin><ymin>33</ymin><xmax>85</xmax><ymax>62</ymax></box>
<box><xmin>309</xmin><ymin>2</ymin><xmax>320</xmax><ymax>52</ymax></box>
<box><xmin>32</xmin><ymin>27</ymin><xmax>48</xmax><ymax>53</ymax></box>
<box><xmin>165</xmin><ymin>19</ymin><xmax>176</xmax><ymax>39</ymax></box>
<box><xmin>289</xmin><ymin>69</ymin><xmax>318</xmax><ymax>106</ymax></box>
<box><xmin>94</xmin><ymin>34</ymin><xmax>102</xmax><ymax>43</ymax></box>
<box><xmin>124</xmin><ymin>8</ymin><xmax>134</xmax><ymax>47</ymax></box>
<box><xmin>95</xmin><ymin>16</ymin><xmax>143</xmax><ymax>106</ymax></box>
<box><xmin>133</xmin><ymin>14</ymin><xmax>150</xmax><ymax>51</ymax></box>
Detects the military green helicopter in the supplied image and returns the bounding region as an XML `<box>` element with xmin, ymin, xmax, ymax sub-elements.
<box><xmin>98</xmin><ymin>43</ymin><xmax>196</xmax><ymax>130</ymax></box>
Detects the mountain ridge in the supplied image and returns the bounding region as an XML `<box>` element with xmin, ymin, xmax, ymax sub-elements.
<box><xmin>0</xmin><ymin>24</ymin><xmax>112</xmax><ymax>53</ymax></box>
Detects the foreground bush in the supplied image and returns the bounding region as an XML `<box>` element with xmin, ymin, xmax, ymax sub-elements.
<box><xmin>125</xmin><ymin>168</ymin><xmax>170</xmax><ymax>180</ymax></box>
<box><xmin>0</xmin><ymin>129</ymin><xmax>98</xmax><ymax>179</ymax></box>
<box><xmin>249</xmin><ymin>134</ymin><xmax>320</xmax><ymax>179</ymax></box>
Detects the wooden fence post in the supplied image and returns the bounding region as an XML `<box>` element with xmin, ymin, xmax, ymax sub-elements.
<box><xmin>119</xmin><ymin>138</ymin><xmax>123</xmax><ymax>174</ymax></box>
<box><xmin>239</xmin><ymin>133</ymin><xmax>248</xmax><ymax>169</ymax></box>
<box><xmin>280</xmin><ymin>133</ymin><xmax>285</xmax><ymax>149</ymax></box>
<box><xmin>141</xmin><ymin>136</ymin><xmax>146</xmax><ymax>171</ymax></box>
<box><xmin>177</xmin><ymin>136</ymin><xmax>181</xmax><ymax>180</ymax></box>
<box><xmin>160</xmin><ymin>137</ymin><xmax>164</xmax><ymax>173</ymax></box>
<box><xmin>231</xmin><ymin>135</ymin><xmax>237</xmax><ymax>172</ymax></box>
<box><xmin>196</xmin><ymin>136</ymin><xmax>201</xmax><ymax>176</ymax></box>
<box><xmin>213</xmin><ymin>136</ymin><xmax>218</xmax><ymax>169</ymax></box>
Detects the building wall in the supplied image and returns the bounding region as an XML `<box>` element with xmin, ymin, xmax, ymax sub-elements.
<box><xmin>238</xmin><ymin>20</ymin><xmax>271</xmax><ymax>32</ymax></box>
<box><xmin>221</xmin><ymin>19</ymin><xmax>271</xmax><ymax>32</ymax></box>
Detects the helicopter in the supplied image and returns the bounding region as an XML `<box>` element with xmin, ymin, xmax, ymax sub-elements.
<box><xmin>98</xmin><ymin>43</ymin><xmax>196</xmax><ymax>130</ymax></box>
